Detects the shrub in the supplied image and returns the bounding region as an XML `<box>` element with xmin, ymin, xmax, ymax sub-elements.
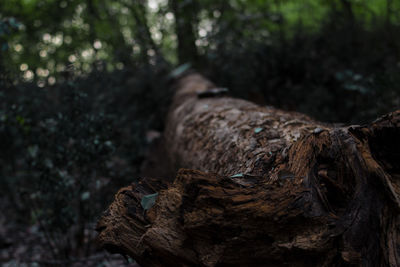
<box><xmin>0</xmin><ymin>62</ymin><xmax>171</xmax><ymax>260</ymax></box>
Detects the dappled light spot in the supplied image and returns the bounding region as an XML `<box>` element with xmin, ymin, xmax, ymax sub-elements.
<box><xmin>42</xmin><ymin>33</ymin><xmax>51</xmax><ymax>42</ymax></box>
<box><xmin>165</xmin><ymin>12</ymin><xmax>174</xmax><ymax>21</ymax></box>
<box><xmin>93</xmin><ymin>40</ymin><xmax>102</xmax><ymax>49</ymax></box>
<box><xmin>51</xmin><ymin>34</ymin><xmax>63</xmax><ymax>46</ymax></box>
<box><xmin>20</xmin><ymin>63</ymin><xmax>28</xmax><ymax>71</ymax></box>
<box><xmin>36</xmin><ymin>68</ymin><xmax>49</xmax><ymax>77</ymax></box>
<box><xmin>37</xmin><ymin>80</ymin><xmax>45</xmax><ymax>87</ymax></box>
<box><xmin>81</xmin><ymin>48</ymin><xmax>94</xmax><ymax>59</ymax></box>
<box><xmin>198</xmin><ymin>28</ymin><xmax>207</xmax><ymax>38</ymax></box>
<box><xmin>14</xmin><ymin>44</ymin><xmax>22</xmax><ymax>52</ymax></box>
<box><xmin>148</xmin><ymin>0</ymin><xmax>159</xmax><ymax>11</ymax></box>
<box><xmin>147</xmin><ymin>49</ymin><xmax>155</xmax><ymax>57</ymax></box>
<box><xmin>48</xmin><ymin>76</ymin><xmax>56</xmax><ymax>85</ymax></box>
<box><xmin>39</xmin><ymin>50</ymin><xmax>47</xmax><ymax>58</ymax></box>
<box><xmin>23</xmin><ymin>70</ymin><xmax>34</xmax><ymax>81</ymax></box>
<box><xmin>68</xmin><ymin>54</ymin><xmax>76</xmax><ymax>62</ymax></box>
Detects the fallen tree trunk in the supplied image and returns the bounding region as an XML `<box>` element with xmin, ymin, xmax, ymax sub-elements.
<box><xmin>97</xmin><ymin>73</ymin><xmax>400</xmax><ymax>266</ymax></box>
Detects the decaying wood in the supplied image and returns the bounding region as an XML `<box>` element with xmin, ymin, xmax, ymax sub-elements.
<box><xmin>97</xmin><ymin>73</ymin><xmax>400</xmax><ymax>266</ymax></box>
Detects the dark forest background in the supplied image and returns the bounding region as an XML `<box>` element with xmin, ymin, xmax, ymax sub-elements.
<box><xmin>1</xmin><ymin>0</ymin><xmax>399</xmax><ymax>265</ymax></box>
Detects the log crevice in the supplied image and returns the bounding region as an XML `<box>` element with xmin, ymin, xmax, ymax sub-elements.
<box><xmin>97</xmin><ymin>73</ymin><xmax>400</xmax><ymax>266</ymax></box>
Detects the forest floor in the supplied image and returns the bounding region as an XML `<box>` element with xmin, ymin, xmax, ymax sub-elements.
<box><xmin>1</xmin><ymin>126</ymin><xmax>166</xmax><ymax>266</ymax></box>
<box><xmin>0</xmin><ymin>219</ymin><xmax>138</xmax><ymax>267</ymax></box>
<box><xmin>1</xmin><ymin>216</ymin><xmax>136</xmax><ymax>266</ymax></box>
<box><xmin>0</xmin><ymin>183</ymin><xmax>140</xmax><ymax>266</ymax></box>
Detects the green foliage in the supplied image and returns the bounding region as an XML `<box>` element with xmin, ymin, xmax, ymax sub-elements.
<box><xmin>0</xmin><ymin>0</ymin><xmax>170</xmax><ymax>84</ymax></box>
<box><xmin>141</xmin><ymin>193</ymin><xmax>159</xmax><ymax>210</ymax></box>
<box><xmin>0</xmin><ymin>63</ymin><xmax>170</xmax><ymax>259</ymax></box>
<box><xmin>0</xmin><ymin>17</ymin><xmax>22</xmax><ymax>48</ymax></box>
<box><xmin>201</xmin><ymin>1</ymin><xmax>400</xmax><ymax>123</ymax></box>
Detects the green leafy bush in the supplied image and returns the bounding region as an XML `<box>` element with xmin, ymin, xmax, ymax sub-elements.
<box><xmin>205</xmin><ymin>16</ymin><xmax>400</xmax><ymax>123</ymax></box>
<box><xmin>0</xmin><ymin>63</ymin><xmax>171</xmax><ymax>259</ymax></box>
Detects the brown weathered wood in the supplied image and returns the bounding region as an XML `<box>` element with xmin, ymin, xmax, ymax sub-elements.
<box><xmin>97</xmin><ymin>73</ymin><xmax>400</xmax><ymax>266</ymax></box>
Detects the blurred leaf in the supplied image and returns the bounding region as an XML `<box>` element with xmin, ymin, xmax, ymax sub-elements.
<box><xmin>141</xmin><ymin>193</ymin><xmax>159</xmax><ymax>210</ymax></box>
<box><xmin>169</xmin><ymin>63</ymin><xmax>191</xmax><ymax>78</ymax></box>
<box><xmin>28</xmin><ymin>145</ymin><xmax>39</xmax><ymax>158</ymax></box>
<box><xmin>81</xmin><ymin>191</ymin><xmax>90</xmax><ymax>201</ymax></box>
<box><xmin>254</xmin><ymin>127</ymin><xmax>263</xmax><ymax>133</ymax></box>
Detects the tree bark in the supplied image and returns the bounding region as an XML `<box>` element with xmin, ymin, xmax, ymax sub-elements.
<box><xmin>97</xmin><ymin>73</ymin><xmax>400</xmax><ymax>266</ymax></box>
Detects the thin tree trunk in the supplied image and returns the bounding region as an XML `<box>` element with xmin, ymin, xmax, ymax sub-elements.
<box><xmin>97</xmin><ymin>73</ymin><xmax>400</xmax><ymax>266</ymax></box>
<box><xmin>170</xmin><ymin>0</ymin><xmax>199</xmax><ymax>64</ymax></box>
<box><xmin>340</xmin><ymin>0</ymin><xmax>355</xmax><ymax>23</ymax></box>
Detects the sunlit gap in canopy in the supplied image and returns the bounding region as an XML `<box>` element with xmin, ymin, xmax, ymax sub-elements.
<box><xmin>147</xmin><ymin>0</ymin><xmax>178</xmax><ymax>64</ymax></box>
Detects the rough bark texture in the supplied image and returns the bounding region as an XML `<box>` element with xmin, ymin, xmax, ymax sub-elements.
<box><xmin>97</xmin><ymin>73</ymin><xmax>400</xmax><ymax>266</ymax></box>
